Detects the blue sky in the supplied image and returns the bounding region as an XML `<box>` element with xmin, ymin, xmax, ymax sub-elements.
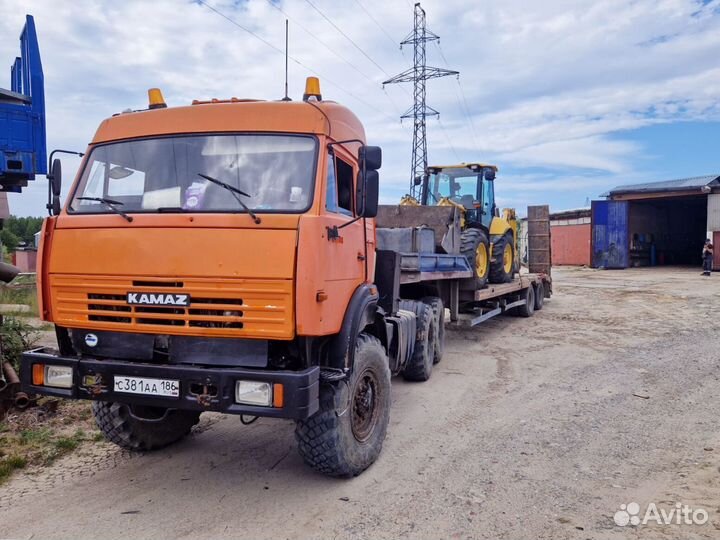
<box><xmin>1</xmin><ymin>0</ymin><xmax>719</xmax><ymax>217</ymax></box>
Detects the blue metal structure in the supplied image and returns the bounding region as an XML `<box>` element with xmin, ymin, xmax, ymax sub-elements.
<box><xmin>0</xmin><ymin>15</ymin><xmax>46</xmax><ymax>193</ymax></box>
<box><xmin>591</xmin><ymin>200</ymin><xmax>629</xmax><ymax>269</ymax></box>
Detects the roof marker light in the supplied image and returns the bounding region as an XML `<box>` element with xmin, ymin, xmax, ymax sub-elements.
<box><xmin>303</xmin><ymin>77</ymin><xmax>321</xmax><ymax>102</ymax></box>
<box><xmin>148</xmin><ymin>88</ymin><xmax>167</xmax><ymax>109</ymax></box>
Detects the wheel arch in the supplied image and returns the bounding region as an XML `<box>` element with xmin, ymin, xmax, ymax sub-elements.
<box><xmin>326</xmin><ymin>284</ymin><xmax>387</xmax><ymax>370</ymax></box>
<box><xmin>489</xmin><ymin>217</ymin><xmax>512</xmax><ymax>238</ymax></box>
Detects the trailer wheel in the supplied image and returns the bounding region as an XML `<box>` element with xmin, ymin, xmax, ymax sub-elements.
<box><xmin>295</xmin><ymin>333</ymin><xmax>391</xmax><ymax>477</ymax></box>
<box><xmin>460</xmin><ymin>229</ymin><xmax>490</xmax><ymax>288</ymax></box>
<box><xmin>422</xmin><ymin>296</ymin><xmax>445</xmax><ymax>364</ymax></box>
<box><xmin>516</xmin><ymin>284</ymin><xmax>536</xmax><ymax>318</ymax></box>
<box><xmin>91</xmin><ymin>402</ymin><xmax>200</xmax><ymax>451</ymax></box>
<box><xmin>489</xmin><ymin>231</ymin><xmax>515</xmax><ymax>284</ymax></box>
<box><xmin>533</xmin><ymin>281</ymin><xmax>545</xmax><ymax>310</ymax></box>
<box><xmin>399</xmin><ymin>300</ymin><xmax>434</xmax><ymax>381</ymax></box>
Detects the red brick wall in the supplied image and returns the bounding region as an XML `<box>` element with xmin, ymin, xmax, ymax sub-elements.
<box><xmin>551</xmin><ymin>224</ymin><xmax>591</xmax><ymax>266</ymax></box>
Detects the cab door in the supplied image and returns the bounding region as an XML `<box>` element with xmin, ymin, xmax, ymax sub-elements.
<box><xmin>480</xmin><ymin>177</ymin><xmax>495</xmax><ymax>229</ymax></box>
<box><xmin>323</xmin><ymin>149</ymin><xmax>365</xmax><ymax>282</ymax></box>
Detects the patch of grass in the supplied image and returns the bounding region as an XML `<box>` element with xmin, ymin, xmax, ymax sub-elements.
<box><xmin>0</xmin><ymin>282</ymin><xmax>38</xmax><ymax>316</ymax></box>
<box><xmin>0</xmin><ymin>401</ymin><xmax>102</xmax><ymax>484</ymax></box>
<box><xmin>20</xmin><ymin>427</ymin><xmax>52</xmax><ymax>445</ymax></box>
<box><xmin>55</xmin><ymin>437</ymin><xmax>80</xmax><ymax>451</ymax></box>
<box><xmin>0</xmin><ymin>455</ymin><xmax>27</xmax><ymax>484</ymax></box>
<box><xmin>0</xmin><ymin>314</ymin><xmax>39</xmax><ymax>371</ymax></box>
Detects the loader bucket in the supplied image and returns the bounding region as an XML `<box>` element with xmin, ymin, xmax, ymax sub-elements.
<box><xmin>376</xmin><ymin>204</ymin><xmax>462</xmax><ymax>254</ymax></box>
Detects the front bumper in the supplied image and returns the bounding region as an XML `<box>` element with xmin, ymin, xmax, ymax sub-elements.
<box><xmin>21</xmin><ymin>348</ymin><xmax>319</xmax><ymax>420</ymax></box>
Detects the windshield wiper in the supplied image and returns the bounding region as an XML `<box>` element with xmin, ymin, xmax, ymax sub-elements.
<box><xmin>198</xmin><ymin>173</ymin><xmax>261</xmax><ymax>224</ymax></box>
<box><xmin>76</xmin><ymin>197</ymin><xmax>133</xmax><ymax>222</ymax></box>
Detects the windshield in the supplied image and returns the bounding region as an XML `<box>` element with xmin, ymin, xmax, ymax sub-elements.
<box><xmin>69</xmin><ymin>134</ymin><xmax>317</xmax><ymax>214</ymax></box>
<box><xmin>429</xmin><ymin>169</ymin><xmax>479</xmax><ymax>205</ymax></box>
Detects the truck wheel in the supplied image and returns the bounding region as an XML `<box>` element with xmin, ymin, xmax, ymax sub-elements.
<box><xmin>295</xmin><ymin>333</ymin><xmax>391</xmax><ymax>477</ymax></box>
<box><xmin>422</xmin><ymin>296</ymin><xmax>445</xmax><ymax>364</ymax></box>
<box><xmin>489</xmin><ymin>231</ymin><xmax>515</xmax><ymax>284</ymax></box>
<box><xmin>399</xmin><ymin>300</ymin><xmax>434</xmax><ymax>381</ymax></box>
<box><xmin>91</xmin><ymin>401</ymin><xmax>200</xmax><ymax>451</ymax></box>
<box><xmin>460</xmin><ymin>229</ymin><xmax>490</xmax><ymax>289</ymax></box>
<box><xmin>534</xmin><ymin>281</ymin><xmax>545</xmax><ymax>310</ymax></box>
<box><xmin>516</xmin><ymin>284</ymin><xmax>536</xmax><ymax>318</ymax></box>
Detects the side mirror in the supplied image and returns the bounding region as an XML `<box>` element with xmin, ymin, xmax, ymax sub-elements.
<box><xmin>50</xmin><ymin>158</ymin><xmax>62</xmax><ymax>196</ymax></box>
<box><xmin>49</xmin><ymin>158</ymin><xmax>62</xmax><ymax>215</ymax></box>
<box><xmin>359</xmin><ymin>145</ymin><xmax>382</xmax><ymax>171</ymax></box>
<box><xmin>413</xmin><ymin>175</ymin><xmax>424</xmax><ymax>186</ymax></box>
<box><xmin>356</xmin><ymin>169</ymin><xmax>379</xmax><ymax>218</ymax></box>
<box><xmin>484</xmin><ymin>168</ymin><xmax>496</xmax><ymax>181</ymax></box>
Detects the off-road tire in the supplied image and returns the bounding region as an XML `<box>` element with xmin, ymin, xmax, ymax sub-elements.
<box><xmin>421</xmin><ymin>296</ymin><xmax>445</xmax><ymax>364</ymax></box>
<box><xmin>399</xmin><ymin>299</ymin><xmax>434</xmax><ymax>381</ymax></box>
<box><xmin>489</xmin><ymin>231</ymin><xmax>515</xmax><ymax>284</ymax></box>
<box><xmin>460</xmin><ymin>229</ymin><xmax>490</xmax><ymax>289</ymax></box>
<box><xmin>92</xmin><ymin>401</ymin><xmax>200</xmax><ymax>451</ymax></box>
<box><xmin>515</xmin><ymin>284</ymin><xmax>536</xmax><ymax>318</ymax></box>
<box><xmin>534</xmin><ymin>281</ymin><xmax>545</xmax><ymax>310</ymax></box>
<box><xmin>295</xmin><ymin>333</ymin><xmax>391</xmax><ymax>477</ymax></box>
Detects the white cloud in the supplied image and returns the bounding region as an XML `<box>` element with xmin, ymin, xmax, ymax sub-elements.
<box><xmin>1</xmin><ymin>0</ymin><xmax>719</xmax><ymax>215</ymax></box>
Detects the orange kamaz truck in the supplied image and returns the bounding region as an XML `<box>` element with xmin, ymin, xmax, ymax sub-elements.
<box><xmin>21</xmin><ymin>78</ymin><xmax>549</xmax><ymax>476</ymax></box>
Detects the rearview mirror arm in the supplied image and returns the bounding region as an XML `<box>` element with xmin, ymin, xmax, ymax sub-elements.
<box><xmin>46</xmin><ymin>149</ymin><xmax>84</xmax><ymax>216</ymax></box>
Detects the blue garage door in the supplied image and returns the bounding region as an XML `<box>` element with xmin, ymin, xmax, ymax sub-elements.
<box><xmin>591</xmin><ymin>200</ymin><xmax>629</xmax><ymax>269</ymax></box>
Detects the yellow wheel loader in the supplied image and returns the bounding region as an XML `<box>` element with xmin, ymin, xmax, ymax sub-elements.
<box><xmin>382</xmin><ymin>163</ymin><xmax>518</xmax><ymax>289</ymax></box>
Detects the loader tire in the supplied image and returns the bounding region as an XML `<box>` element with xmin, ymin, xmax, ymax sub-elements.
<box><xmin>399</xmin><ymin>299</ymin><xmax>434</xmax><ymax>381</ymax></box>
<box><xmin>295</xmin><ymin>333</ymin><xmax>391</xmax><ymax>477</ymax></box>
<box><xmin>92</xmin><ymin>401</ymin><xmax>200</xmax><ymax>451</ymax></box>
<box><xmin>489</xmin><ymin>231</ymin><xmax>515</xmax><ymax>284</ymax></box>
<box><xmin>422</xmin><ymin>296</ymin><xmax>445</xmax><ymax>364</ymax></box>
<box><xmin>460</xmin><ymin>229</ymin><xmax>490</xmax><ymax>289</ymax></box>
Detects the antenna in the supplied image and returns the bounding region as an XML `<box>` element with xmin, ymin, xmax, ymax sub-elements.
<box><xmin>282</xmin><ymin>19</ymin><xmax>291</xmax><ymax>101</ymax></box>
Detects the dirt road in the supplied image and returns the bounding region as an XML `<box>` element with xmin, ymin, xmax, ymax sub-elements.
<box><xmin>2</xmin><ymin>267</ymin><xmax>720</xmax><ymax>539</ymax></box>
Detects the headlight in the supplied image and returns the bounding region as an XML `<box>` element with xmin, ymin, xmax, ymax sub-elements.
<box><xmin>235</xmin><ymin>380</ymin><xmax>272</xmax><ymax>406</ymax></box>
<box><xmin>43</xmin><ymin>365</ymin><xmax>73</xmax><ymax>388</ymax></box>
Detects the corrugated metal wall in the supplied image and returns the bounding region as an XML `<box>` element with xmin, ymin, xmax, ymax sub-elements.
<box><xmin>714</xmin><ymin>231</ymin><xmax>720</xmax><ymax>271</ymax></box>
<box><xmin>551</xmin><ymin>224</ymin><xmax>591</xmax><ymax>265</ymax></box>
<box><xmin>708</xmin><ymin>194</ymin><xmax>720</xmax><ymax>232</ymax></box>
<box><xmin>591</xmin><ymin>200</ymin><xmax>629</xmax><ymax>268</ymax></box>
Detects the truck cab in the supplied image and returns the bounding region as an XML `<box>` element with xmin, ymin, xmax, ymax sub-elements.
<box><xmin>25</xmin><ymin>79</ymin><xmax>398</xmax><ymax>476</ymax></box>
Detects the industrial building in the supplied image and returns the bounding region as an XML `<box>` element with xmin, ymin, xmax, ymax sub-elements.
<box><xmin>593</xmin><ymin>175</ymin><xmax>720</xmax><ymax>269</ymax></box>
<box><xmin>520</xmin><ymin>174</ymin><xmax>720</xmax><ymax>270</ymax></box>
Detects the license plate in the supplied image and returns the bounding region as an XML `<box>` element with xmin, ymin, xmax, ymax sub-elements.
<box><xmin>113</xmin><ymin>376</ymin><xmax>180</xmax><ymax>398</ymax></box>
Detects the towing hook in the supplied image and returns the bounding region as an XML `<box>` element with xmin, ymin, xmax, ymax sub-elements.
<box><xmin>190</xmin><ymin>382</ymin><xmax>218</xmax><ymax>407</ymax></box>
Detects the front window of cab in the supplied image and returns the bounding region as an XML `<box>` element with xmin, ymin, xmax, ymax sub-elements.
<box><xmin>69</xmin><ymin>134</ymin><xmax>317</xmax><ymax>214</ymax></box>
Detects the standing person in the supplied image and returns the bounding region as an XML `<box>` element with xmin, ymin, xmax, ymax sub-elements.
<box><xmin>702</xmin><ymin>239</ymin><xmax>713</xmax><ymax>276</ymax></box>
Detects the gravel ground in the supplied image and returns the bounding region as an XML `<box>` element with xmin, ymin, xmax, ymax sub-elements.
<box><xmin>1</xmin><ymin>266</ymin><xmax>719</xmax><ymax>539</ymax></box>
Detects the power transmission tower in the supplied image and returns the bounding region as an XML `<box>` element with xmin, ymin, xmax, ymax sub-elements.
<box><xmin>383</xmin><ymin>2</ymin><xmax>458</xmax><ymax>199</ymax></box>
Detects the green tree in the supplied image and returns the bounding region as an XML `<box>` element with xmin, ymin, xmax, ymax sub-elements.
<box><xmin>1</xmin><ymin>216</ymin><xmax>43</xmax><ymax>249</ymax></box>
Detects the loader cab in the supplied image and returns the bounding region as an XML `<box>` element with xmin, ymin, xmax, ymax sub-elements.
<box><xmin>424</xmin><ymin>163</ymin><xmax>498</xmax><ymax>229</ymax></box>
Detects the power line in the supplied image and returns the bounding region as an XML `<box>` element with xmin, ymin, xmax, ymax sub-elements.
<box><xmin>437</xmin><ymin>117</ymin><xmax>461</xmax><ymax>162</ymax></box>
<box><xmin>436</xmin><ymin>42</ymin><xmax>479</xmax><ymax>148</ymax></box>
<box><xmin>352</xmin><ymin>0</ymin><xmax>400</xmax><ymax>50</ymax></box>
<box><xmin>261</xmin><ymin>0</ymin><xmax>402</xmax><ymax>117</ymax></box>
<box><xmin>196</xmin><ymin>0</ymin><xmax>391</xmax><ymax>119</ymax></box>
<box><xmin>304</xmin><ymin>0</ymin><xmax>393</xmax><ymax>79</ymax></box>
<box><xmin>263</xmin><ymin>0</ymin><xmax>378</xmax><ymax>85</ymax></box>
